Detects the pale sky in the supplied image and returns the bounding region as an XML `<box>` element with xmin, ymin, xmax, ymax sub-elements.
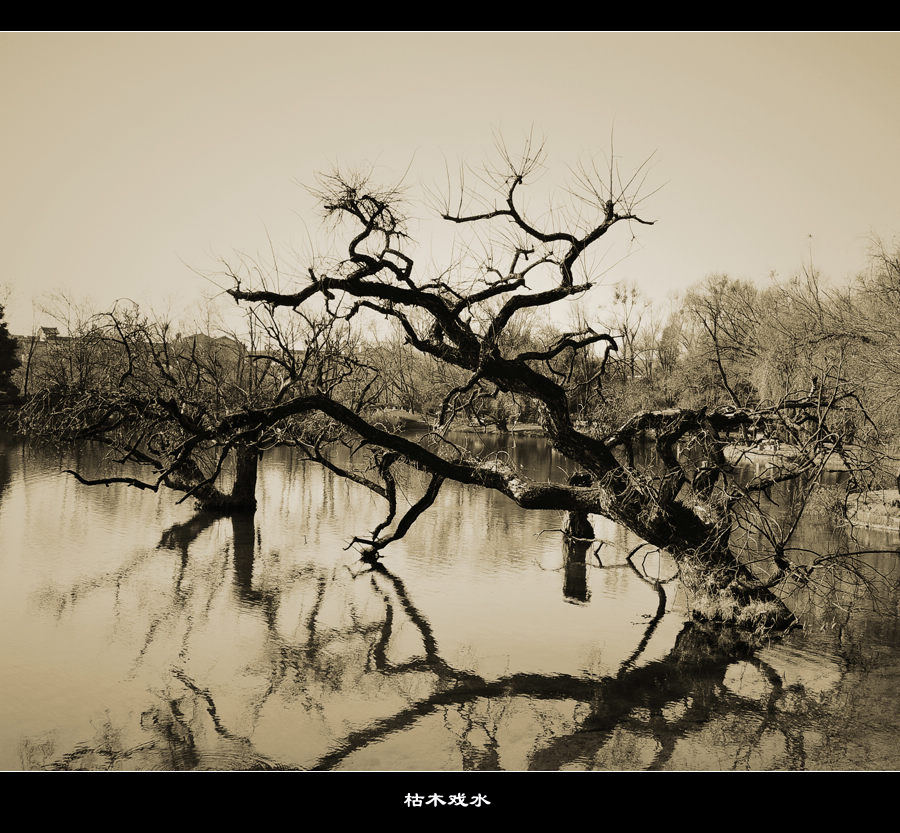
<box><xmin>2</xmin><ymin>31</ymin><xmax>899</xmax><ymax>335</ymax></box>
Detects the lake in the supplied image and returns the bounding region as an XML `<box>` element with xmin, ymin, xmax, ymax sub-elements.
<box><xmin>1</xmin><ymin>432</ymin><xmax>898</xmax><ymax>770</ymax></box>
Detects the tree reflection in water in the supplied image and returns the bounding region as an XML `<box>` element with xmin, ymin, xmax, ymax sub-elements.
<box><xmin>19</xmin><ymin>509</ymin><xmax>900</xmax><ymax>771</ymax></box>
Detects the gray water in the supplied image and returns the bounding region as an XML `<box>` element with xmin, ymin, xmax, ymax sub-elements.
<box><xmin>1</xmin><ymin>432</ymin><xmax>898</xmax><ymax>770</ymax></box>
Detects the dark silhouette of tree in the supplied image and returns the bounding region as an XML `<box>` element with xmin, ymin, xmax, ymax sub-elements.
<box><xmin>16</xmin><ymin>142</ymin><xmax>892</xmax><ymax>631</ymax></box>
<box><xmin>0</xmin><ymin>303</ymin><xmax>20</xmax><ymax>399</ymax></box>
<box><xmin>220</xmin><ymin>143</ymin><xmax>884</xmax><ymax>630</ymax></box>
<box><xmin>18</xmin><ymin>300</ymin><xmax>364</xmax><ymax>512</ymax></box>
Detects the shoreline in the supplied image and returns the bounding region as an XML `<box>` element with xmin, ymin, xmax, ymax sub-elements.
<box><xmin>843</xmin><ymin>489</ymin><xmax>900</xmax><ymax>533</ymax></box>
<box><xmin>722</xmin><ymin>442</ymin><xmax>864</xmax><ymax>473</ymax></box>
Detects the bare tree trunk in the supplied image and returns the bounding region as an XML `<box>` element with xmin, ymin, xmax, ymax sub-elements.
<box><xmin>562</xmin><ymin>472</ymin><xmax>594</xmax><ymax>604</ymax></box>
<box><xmin>230</xmin><ymin>445</ymin><xmax>259</xmax><ymax>509</ymax></box>
<box><xmin>563</xmin><ymin>534</ymin><xmax>590</xmax><ymax>603</ymax></box>
<box><xmin>562</xmin><ymin>472</ymin><xmax>595</xmax><ymax>545</ymax></box>
<box><xmin>22</xmin><ymin>333</ymin><xmax>37</xmax><ymax>398</ymax></box>
<box><xmin>194</xmin><ymin>446</ymin><xmax>260</xmax><ymax>513</ymax></box>
<box><xmin>665</xmin><ymin>516</ymin><xmax>798</xmax><ymax>631</ymax></box>
<box><xmin>563</xmin><ymin>509</ymin><xmax>594</xmax><ymax>541</ymax></box>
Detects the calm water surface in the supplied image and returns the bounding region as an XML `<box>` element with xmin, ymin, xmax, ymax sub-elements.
<box><xmin>1</xmin><ymin>432</ymin><xmax>898</xmax><ymax>770</ymax></box>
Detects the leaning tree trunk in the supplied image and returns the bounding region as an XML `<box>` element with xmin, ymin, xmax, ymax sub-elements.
<box><xmin>565</xmin><ymin>489</ymin><xmax>798</xmax><ymax>632</ymax></box>
<box><xmin>659</xmin><ymin>507</ymin><xmax>798</xmax><ymax>632</ymax></box>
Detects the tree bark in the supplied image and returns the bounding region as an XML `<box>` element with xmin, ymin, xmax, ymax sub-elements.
<box><xmin>230</xmin><ymin>445</ymin><xmax>260</xmax><ymax>509</ymax></box>
<box><xmin>663</xmin><ymin>519</ymin><xmax>798</xmax><ymax>631</ymax></box>
<box><xmin>563</xmin><ymin>509</ymin><xmax>594</xmax><ymax>542</ymax></box>
<box><xmin>195</xmin><ymin>446</ymin><xmax>259</xmax><ymax>513</ymax></box>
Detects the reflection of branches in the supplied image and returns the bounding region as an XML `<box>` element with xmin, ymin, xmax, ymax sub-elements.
<box><xmin>158</xmin><ymin>512</ymin><xmax>223</xmax><ymax>557</ymax></box>
<box><xmin>33</xmin><ymin>545</ymin><xmax>160</xmax><ymax>619</ymax></box>
<box><xmin>729</xmin><ymin>655</ymin><xmax>786</xmax><ymax>769</ymax></box>
<box><xmin>442</xmin><ymin>700</ymin><xmax>506</xmax><ymax>770</ymax></box>
<box><xmin>307</xmin><ymin>559</ymin><xmax>720</xmax><ymax>771</ymax></box>
<box><xmin>26</xmin><ymin>497</ymin><xmax>893</xmax><ymax>771</ymax></box>
<box><xmin>523</xmin><ymin>623</ymin><xmax>752</xmax><ymax>770</ymax></box>
<box><xmin>132</xmin><ymin>513</ymin><xmax>229</xmax><ymax>673</ymax></box>
<box><xmin>618</xmin><ymin>571</ymin><xmax>667</xmax><ymax>674</ymax></box>
<box><xmin>308</xmin><ymin>616</ymin><xmax>783</xmax><ymax>772</ymax></box>
<box><xmin>171</xmin><ymin>667</ymin><xmax>249</xmax><ymax>744</ymax></box>
<box><xmin>33</xmin><ymin>511</ymin><xmax>223</xmax><ymax>622</ymax></box>
<box><xmin>37</xmin><ymin>673</ymin><xmax>296</xmax><ymax>771</ymax></box>
<box><xmin>301</xmin><ymin>556</ymin><xmax>882</xmax><ymax>772</ymax></box>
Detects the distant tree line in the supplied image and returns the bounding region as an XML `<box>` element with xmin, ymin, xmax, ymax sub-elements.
<box><xmin>350</xmin><ymin>248</ymin><xmax>900</xmax><ymax>487</ymax></box>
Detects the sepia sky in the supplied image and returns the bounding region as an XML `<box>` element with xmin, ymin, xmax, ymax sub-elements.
<box><xmin>1</xmin><ymin>31</ymin><xmax>899</xmax><ymax>335</ymax></box>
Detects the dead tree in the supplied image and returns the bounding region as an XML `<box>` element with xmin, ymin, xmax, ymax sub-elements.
<box><xmin>18</xmin><ymin>300</ymin><xmax>365</xmax><ymax>513</ymax></box>
<box><xmin>217</xmin><ymin>143</ymin><xmax>891</xmax><ymax>630</ymax></box>
<box><xmin>21</xmin><ymin>143</ymin><xmax>884</xmax><ymax>630</ymax></box>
